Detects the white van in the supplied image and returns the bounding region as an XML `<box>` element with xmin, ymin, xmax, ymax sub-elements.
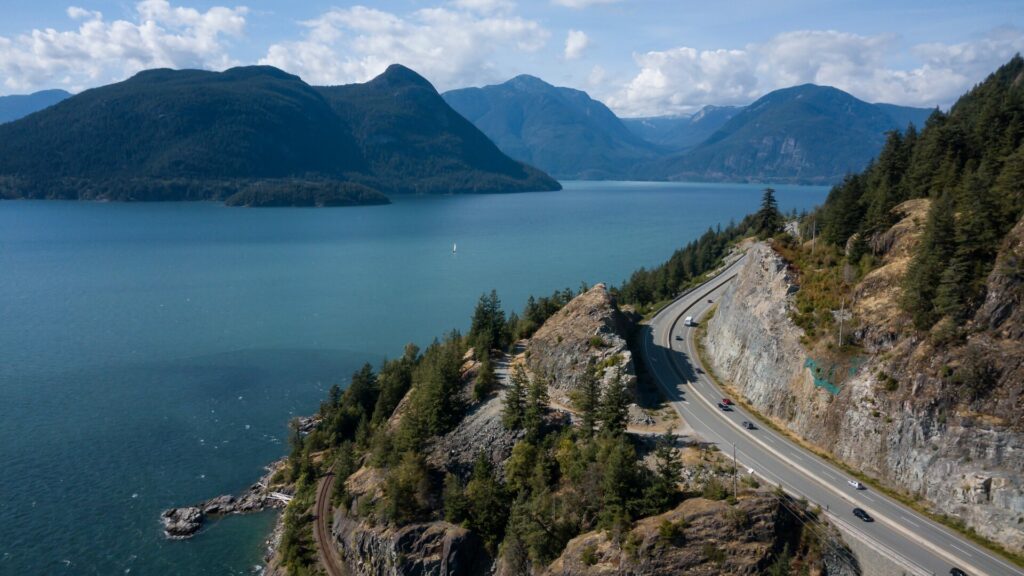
<box><xmin>684</xmin><ymin>316</ymin><xmax>695</xmax><ymax>327</ymax></box>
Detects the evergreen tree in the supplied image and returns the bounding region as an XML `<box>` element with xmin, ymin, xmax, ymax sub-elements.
<box><xmin>572</xmin><ymin>362</ymin><xmax>601</xmax><ymax>438</ymax></box>
<box><xmin>503</xmin><ymin>364</ymin><xmax>528</xmax><ymax>429</ymax></box>
<box><xmin>470</xmin><ymin>289</ymin><xmax>508</xmax><ymax>351</ymax></box>
<box><xmin>473</xmin><ymin>353</ymin><xmax>497</xmax><ymax>401</ymax></box>
<box><xmin>523</xmin><ymin>374</ymin><xmax>550</xmax><ymax>441</ymax></box>
<box><xmin>443</xmin><ymin>473</ymin><xmax>469</xmax><ymax>524</ymax></box>
<box><xmin>755</xmin><ymin>188</ymin><xmax>783</xmax><ymax>238</ymax></box>
<box><xmin>598</xmin><ymin>370</ymin><xmax>629</xmax><ymax>436</ymax></box>
<box><xmin>643</xmin><ymin>429</ymin><xmax>682</xmax><ymax>513</ymax></box>
<box><xmin>903</xmin><ymin>190</ymin><xmax>957</xmax><ymax>329</ymax></box>
<box><xmin>465</xmin><ymin>452</ymin><xmax>509</xmax><ymax>552</ymax></box>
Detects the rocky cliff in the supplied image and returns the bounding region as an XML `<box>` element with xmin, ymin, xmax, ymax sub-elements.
<box><xmin>526</xmin><ymin>283</ymin><xmax>637</xmax><ymax>404</ymax></box>
<box><xmin>703</xmin><ymin>207</ymin><xmax>1024</xmax><ymax>552</ymax></box>
<box><xmin>545</xmin><ymin>493</ymin><xmax>857</xmax><ymax>576</ymax></box>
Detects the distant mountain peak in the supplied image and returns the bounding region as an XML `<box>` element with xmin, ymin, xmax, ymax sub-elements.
<box><xmin>506</xmin><ymin>74</ymin><xmax>554</xmax><ymax>91</ymax></box>
<box><xmin>370</xmin><ymin>64</ymin><xmax>435</xmax><ymax>90</ymax></box>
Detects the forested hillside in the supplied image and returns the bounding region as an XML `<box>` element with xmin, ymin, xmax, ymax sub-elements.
<box><xmin>815</xmin><ymin>54</ymin><xmax>1024</xmax><ymax>332</ymax></box>
<box><xmin>649</xmin><ymin>84</ymin><xmax>934</xmax><ymax>184</ymax></box>
<box><xmin>0</xmin><ymin>65</ymin><xmax>559</xmax><ymax>205</ymax></box>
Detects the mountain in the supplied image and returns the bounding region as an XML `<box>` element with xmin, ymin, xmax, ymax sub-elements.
<box><xmin>0</xmin><ymin>65</ymin><xmax>559</xmax><ymax>205</ymax></box>
<box><xmin>874</xmin><ymin>102</ymin><xmax>935</xmax><ymax>129</ymax></box>
<box><xmin>622</xmin><ymin>105</ymin><xmax>742</xmax><ymax>150</ymax></box>
<box><xmin>646</xmin><ymin>84</ymin><xmax>935</xmax><ymax>184</ymax></box>
<box><xmin>0</xmin><ymin>89</ymin><xmax>71</xmax><ymax>124</ymax></box>
<box><xmin>443</xmin><ymin>75</ymin><xmax>656</xmax><ymax>179</ymax></box>
<box><xmin>319</xmin><ymin>66</ymin><xmax>558</xmax><ymax>194</ymax></box>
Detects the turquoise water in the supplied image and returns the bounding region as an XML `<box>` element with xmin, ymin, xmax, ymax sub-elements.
<box><xmin>0</xmin><ymin>181</ymin><xmax>827</xmax><ymax>574</ymax></box>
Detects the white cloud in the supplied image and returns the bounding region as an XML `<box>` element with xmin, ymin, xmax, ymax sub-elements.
<box><xmin>564</xmin><ymin>29</ymin><xmax>589</xmax><ymax>60</ymax></box>
<box><xmin>260</xmin><ymin>5</ymin><xmax>549</xmax><ymax>91</ymax></box>
<box><xmin>607</xmin><ymin>27</ymin><xmax>1024</xmax><ymax>117</ymax></box>
<box><xmin>552</xmin><ymin>0</ymin><xmax>620</xmax><ymax>8</ymax></box>
<box><xmin>449</xmin><ymin>0</ymin><xmax>516</xmax><ymax>14</ymax></box>
<box><xmin>0</xmin><ymin>0</ymin><xmax>247</xmax><ymax>94</ymax></box>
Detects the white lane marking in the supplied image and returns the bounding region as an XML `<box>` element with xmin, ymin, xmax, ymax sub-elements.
<box><xmin>862</xmin><ymin>494</ymin><xmax>876</xmax><ymax>502</ymax></box>
<box><xmin>789</xmin><ymin>452</ymin><xmax>804</xmax><ymax>462</ymax></box>
<box><xmin>951</xmin><ymin>544</ymin><xmax>974</xmax><ymax>558</ymax></box>
<box><xmin>821</xmin><ymin>470</ymin><xmax>838</xmax><ymax>480</ymax></box>
<box><xmin>900</xmin><ymin>515</ymin><xmax>921</xmax><ymax>528</ymax></box>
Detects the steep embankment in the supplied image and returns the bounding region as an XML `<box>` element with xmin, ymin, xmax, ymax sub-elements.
<box><xmin>319</xmin><ymin>284</ymin><xmax>851</xmax><ymax>575</ymax></box>
<box><xmin>703</xmin><ymin>213</ymin><xmax>1024</xmax><ymax>552</ymax></box>
<box><xmin>526</xmin><ymin>284</ymin><xmax>637</xmax><ymax>405</ymax></box>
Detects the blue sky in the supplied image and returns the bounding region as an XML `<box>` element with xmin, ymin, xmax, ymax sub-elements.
<box><xmin>1</xmin><ymin>0</ymin><xmax>1021</xmax><ymax>116</ymax></box>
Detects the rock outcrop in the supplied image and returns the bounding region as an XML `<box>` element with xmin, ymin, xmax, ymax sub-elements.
<box><xmin>526</xmin><ymin>284</ymin><xmax>636</xmax><ymax>404</ymax></box>
<box><xmin>703</xmin><ymin>207</ymin><xmax>1024</xmax><ymax>552</ymax></box>
<box><xmin>161</xmin><ymin>458</ymin><xmax>289</xmax><ymax>539</ymax></box>
<box><xmin>334</xmin><ymin>514</ymin><xmax>494</xmax><ymax>576</ymax></box>
<box><xmin>545</xmin><ymin>494</ymin><xmax>858</xmax><ymax>576</ymax></box>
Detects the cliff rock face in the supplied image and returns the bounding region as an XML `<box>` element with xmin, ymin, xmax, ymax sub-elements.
<box><xmin>703</xmin><ymin>213</ymin><xmax>1024</xmax><ymax>552</ymax></box>
<box><xmin>545</xmin><ymin>495</ymin><xmax>857</xmax><ymax>576</ymax></box>
<box><xmin>526</xmin><ymin>284</ymin><xmax>636</xmax><ymax>404</ymax></box>
<box><xmin>333</xmin><ymin>513</ymin><xmax>493</xmax><ymax>576</ymax></box>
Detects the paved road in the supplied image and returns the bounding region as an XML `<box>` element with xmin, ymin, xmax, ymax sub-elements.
<box><xmin>642</xmin><ymin>255</ymin><xmax>1023</xmax><ymax>576</ymax></box>
<box><xmin>314</xmin><ymin>472</ymin><xmax>347</xmax><ymax>576</ymax></box>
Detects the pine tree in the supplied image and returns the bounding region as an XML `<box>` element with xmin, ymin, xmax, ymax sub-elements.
<box><xmin>903</xmin><ymin>190</ymin><xmax>957</xmax><ymax>329</ymax></box>
<box><xmin>503</xmin><ymin>364</ymin><xmax>528</xmax><ymax>429</ymax></box>
<box><xmin>755</xmin><ymin>187</ymin><xmax>783</xmax><ymax>238</ymax></box>
<box><xmin>465</xmin><ymin>452</ymin><xmax>509</xmax><ymax>552</ymax></box>
<box><xmin>598</xmin><ymin>369</ymin><xmax>629</xmax><ymax>436</ymax></box>
<box><xmin>523</xmin><ymin>373</ymin><xmax>550</xmax><ymax>441</ymax></box>
<box><xmin>573</xmin><ymin>362</ymin><xmax>601</xmax><ymax>438</ymax></box>
<box><xmin>473</xmin><ymin>353</ymin><xmax>497</xmax><ymax>401</ymax></box>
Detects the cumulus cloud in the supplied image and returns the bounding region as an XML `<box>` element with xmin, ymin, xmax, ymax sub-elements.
<box><xmin>564</xmin><ymin>29</ymin><xmax>589</xmax><ymax>60</ymax></box>
<box><xmin>607</xmin><ymin>27</ymin><xmax>1024</xmax><ymax>117</ymax></box>
<box><xmin>0</xmin><ymin>0</ymin><xmax>247</xmax><ymax>93</ymax></box>
<box><xmin>260</xmin><ymin>5</ymin><xmax>548</xmax><ymax>91</ymax></box>
<box><xmin>449</xmin><ymin>0</ymin><xmax>516</xmax><ymax>14</ymax></box>
<box><xmin>552</xmin><ymin>0</ymin><xmax>620</xmax><ymax>8</ymax></box>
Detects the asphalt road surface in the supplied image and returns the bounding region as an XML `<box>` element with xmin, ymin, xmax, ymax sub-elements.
<box><xmin>642</xmin><ymin>255</ymin><xmax>1023</xmax><ymax>576</ymax></box>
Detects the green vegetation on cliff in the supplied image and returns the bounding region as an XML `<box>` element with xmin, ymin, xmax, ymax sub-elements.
<box><xmin>813</xmin><ymin>55</ymin><xmax>1024</xmax><ymax>332</ymax></box>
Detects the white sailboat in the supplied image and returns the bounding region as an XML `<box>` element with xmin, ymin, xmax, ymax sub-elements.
<box><xmin>452</xmin><ymin>242</ymin><xmax>457</xmax><ymax>254</ymax></box>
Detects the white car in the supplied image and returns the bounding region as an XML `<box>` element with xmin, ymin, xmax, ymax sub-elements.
<box><xmin>847</xmin><ymin>479</ymin><xmax>865</xmax><ymax>490</ymax></box>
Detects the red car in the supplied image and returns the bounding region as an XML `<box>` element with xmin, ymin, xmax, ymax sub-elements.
<box><xmin>721</xmin><ymin>398</ymin><xmax>733</xmax><ymax>406</ymax></box>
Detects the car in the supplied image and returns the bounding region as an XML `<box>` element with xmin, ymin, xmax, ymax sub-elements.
<box><xmin>721</xmin><ymin>398</ymin><xmax>733</xmax><ymax>405</ymax></box>
<box><xmin>741</xmin><ymin>420</ymin><xmax>755</xmax><ymax>430</ymax></box>
<box><xmin>717</xmin><ymin>403</ymin><xmax>732</xmax><ymax>411</ymax></box>
<box><xmin>950</xmin><ymin>568</ymin><xmax>968</xmax><ymax>576</ymax></box>
<box><xmin>675</xmin><ymin>335</ymin><xmax>683</xmax><ymax>341</ymax></box>
<box><xmin>852</xmin><ymin>508</ymin><xmax>873</xmax><ymax>522</ymax></box>
<box><xmin>847</xmin><ymin>479</ymin><xmax>865</xmax><ymax>490</ymax></box>
<box><xmin>707</xmin><ymin>299</ymin><xmax>713</xmax><ymax>303</ymax></box>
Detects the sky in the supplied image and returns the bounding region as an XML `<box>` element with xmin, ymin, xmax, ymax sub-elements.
<box><xmin>0</xmin><ymin>0</ymin><xmax>1022</xmax><ymax>117</ymax></box>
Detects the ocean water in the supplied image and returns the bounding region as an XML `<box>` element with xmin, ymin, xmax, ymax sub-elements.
<box><xmin>0</xmin><ymin>181</ymin><xmax>827</xmax><ymax>575</ymax></box>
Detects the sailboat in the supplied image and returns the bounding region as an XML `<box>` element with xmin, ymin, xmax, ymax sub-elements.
<box><xmin>452</xmin><ymin>242</ymin><xmax>457</xmax><ymax>254</ymax></box>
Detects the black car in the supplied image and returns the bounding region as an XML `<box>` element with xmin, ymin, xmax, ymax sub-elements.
<box><xmin>741</xmin><ymin>421</ymin><xmax>755</xmax><ymax>430</ymax></box>
<box><xmin>949</xmin><ymin>569</ymin><xmax>968</xmax><ymax>576</ymax></box>
<box><xmin>852</xmin><ymin>508</ymin><xmax>873</xmax><ymax>522</ymax></box>
<box><xmin>717</xmin><ymin>402</ymin><xmax>732</xmax><ymax>411</ymax></box>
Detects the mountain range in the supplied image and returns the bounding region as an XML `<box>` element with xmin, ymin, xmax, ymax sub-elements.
<box><xmin>0</xmin><ymin>89</ymin><xmax>71</xmax><ymax>124</ymax></box>
<box><xmin>0</xmin><ymin>68</ymin><xmax>938</xmax><ymax>197</ymax></box>
<box><xmin>621</xmin><ymin>105</ymin><xmax>742</xmax><ymax>150</ymax></box>
<box><xmin>443</xmin><ymin>75</ymin><xmax>656</xmax><ymax>179</ymax></box>
<box><xmin>648</xmin><ymin>84</ymin><xmax>936</xmax><ymax>183</ymax></box>
<box><xmin>0</xmin><ymin>65</ymin><xmax>559</xmax><ymax>205</ymax></box>
<box><xmin>445</xmin><ymin>77</ymin><xmax>934</xmax><ymax>184</ymax></box>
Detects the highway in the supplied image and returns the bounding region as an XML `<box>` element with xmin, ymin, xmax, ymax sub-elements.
<box><xmin>642</xmin><ymin>254</ymin><xmax>1023</xmax><ymax>576</ymax></box>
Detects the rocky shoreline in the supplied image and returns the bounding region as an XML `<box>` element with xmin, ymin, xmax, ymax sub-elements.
<box><xmin>161</xmin><ymin>457</ymin><xmax>291</xmax><ymax>539</ymax></box>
